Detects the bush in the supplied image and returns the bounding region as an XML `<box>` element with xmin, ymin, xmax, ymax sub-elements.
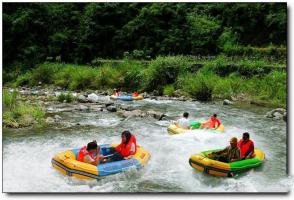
<box><xmin>163</xmin><ymin>85</ymin><xmax>175</xmax><ymax>96</ymax></box>
<box><xmin>57</xmin><ymin>92</ymin><xmax>74</xmax><ymax>103</ymax></box>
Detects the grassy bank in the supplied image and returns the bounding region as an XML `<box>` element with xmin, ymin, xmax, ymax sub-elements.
<box><xmin>3</xmin><ymin>90</ymin><xmax>46</xmax><ymax>128</ymax></box>
<box><xmin>11</xmin><ymin>55</ymin><xmax>286</xmax><ymax>108</ymax></box>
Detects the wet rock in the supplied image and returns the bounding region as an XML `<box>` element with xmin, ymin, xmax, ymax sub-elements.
<box><xmin>87</xmin><ymin>93</ymin><xmax>99</xmax><ymax>103</ymax></box>
<box><xmin>119</xmin><ymin>110</ymin><xmax>143</xmax><ymax>118</ymax></box>
<box><xmin>178</xmin><ymin>96</ymin><xmax>188</xmax><ymax>101</ymax></box>
<box><xmin>54</xmin><ymin>115</ymin><xmax>62</xmax><ymax>121</ymax></box>
<box><xmin>266</xmin><ymin>108</ymin><xmax>286</xmax><ymax>119</ymax></box>
<box><xmin>75</xmin><ymin>104</ymin><xmax>88</xmax><ymax>111</ymax></box>
<box><xmin>77</xmin><ymin>95</ymin><xmax>87</xmax><ymax>103</ymax></box>
<box><xmin>223</xmin><ymin>99</ymin><xmax>234</xmax><ymax>105</ymax></box>
<box><xmin>119</xmin><ymin>104</ymin><xmax>135</xmax><ymax>111</ymax></box>
<box><xmin>19</xmin><ymin>90</ymin><xmax>31</xmax><ymax>95</ymax></box>
<box><xmin>107</xmin><ymin>105</ymin><xmax>117</xmax><ymax>112</ymax></box>
<box><xmin>46</xmin><ymin>117</ymin><xmax>55</xmax><ymax>124</ymax></box>
<box><xmin>142</xmin><ymin>92</ymin><xmax>149</xmax><ymax>98</ymax></box>
<box><xmin>147</xmin><ymin>110</ymin><xmax>165</xmax><ymax>120</ymax></box>
<box><xmin>90</xmin><ymin>105</ymin><xmax>104</xmax><ymax>112</ymax></box>
<box><xmin>105</xmin><ymin>101</ymin><xmax>115</xmax><ymax>107</ymax></box>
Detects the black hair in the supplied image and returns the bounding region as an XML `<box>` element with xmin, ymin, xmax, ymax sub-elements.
<box><xmin>183</xmin><ymin>112</ymin><xmax>189</xmax><ymax>118</ymax></box>
<box><xmin>122</xmin><ymin>130</ymin><xmax>132</xmax><ymax>144</ymax></box>
<box><xmin>243</xmin><ymin>132</ymin><xmax>250</xmax><ymax>139</ymax></box>
<box><xmin>213</xmin><ymin>113</ymin><xmax>217</xmax><ymax>118</ymax></box>
<box><xmin>86</xmin><ymin>140</ymin><xmax>98</xmax><ymax>151</ymax></box>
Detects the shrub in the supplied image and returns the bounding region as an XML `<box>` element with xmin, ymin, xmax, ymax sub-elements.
<box><xmin>57</xmin><ymin>92</ymin><xmax>74</xmax><ymax>103</ymax></box>
<box><xmin>163</xmin><ymin>85</ymin><xmax>175</xmax><ymax>96</ymax></box>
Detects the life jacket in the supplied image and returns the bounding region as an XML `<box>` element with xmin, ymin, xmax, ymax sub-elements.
<box><xmin>238</xmin><ymin>139</ymin><xmax>254</xmax><ymax>158</ymax></box>
<box><xmin>210</xmin><ymin>118</ymin><xmax>221</xmax><ymax>129</ymax></box>
<box><xmin>115</xmin><ymin>134</ymin><xmax>137</xmax><ymax>157</ymax></box>
<box><xmin>114</xmin><ymin>91</ymin><xmax>120</xmax><ymax>96</ymax></box>
<box><xmin>133</xmin><ymin>92</ymin><xmax>139</xmax><ymax>97</ymax></box>
<box><xmin>77</xmin><ymin>146</ymin><xmax>95</xmax><ymax>162</ymax></box>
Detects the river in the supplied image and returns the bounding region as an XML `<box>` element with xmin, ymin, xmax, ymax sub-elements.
<box><xmin>2</xmin><ymin>97</ymin><xmax>292</xmax><ymax>192</ymax></box>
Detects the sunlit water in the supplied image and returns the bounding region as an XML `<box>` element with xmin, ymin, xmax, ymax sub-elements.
<box><xmin>3</xmin><ymin>98</ymin><xmax>292</xmax><ymax>192</ymax></box>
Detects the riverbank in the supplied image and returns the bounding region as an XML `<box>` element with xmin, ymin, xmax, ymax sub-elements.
<box><xmin>2</xmin><ymin>85</ymin><xmax>286</xmax><ymax>129</ymax></box>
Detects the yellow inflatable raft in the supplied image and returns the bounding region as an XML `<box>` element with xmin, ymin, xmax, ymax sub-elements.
<box><xmin>167</xmin><ymin>124</ymin><xmax>225</xmax><ymax>135</ymax></box>
<box><xmin>110</xmin><ymin>95</ymin><xmax>143</xmax><ymax>101</ymax></box>
<box><xmin>52</xmin><ymin>144</ymin><xmax>150</xmax><ymax>180</ymax></box>
<box><xmin>189</xmin><ymin>148</ymin><xmax>265</xmax><ymax>177</ymax></box>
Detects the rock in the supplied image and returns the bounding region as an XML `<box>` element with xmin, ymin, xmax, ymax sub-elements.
<box><xmin>178</xmin><ymin>96</ymin><xmax>187</xmax><ymax>101</ymax></box>
<box><xmin>54</xmin><ymin>92</ymin><xmax>61</xmax><ymax>97</ymax></box>
<box><xmin>31</xmin><ymin>90</ymin><xmax>39</xmax><ymax>95</ymax></box>
<box><xmin>119</xmin><ymin>104</ymin><xmax>135</xmax><ymax>111</ymax></box>
<box><xmin>106</xmin><ymin>105</ymin><xmax>117</xmax><ymax>112</ymax></box>
<box><xmin>147</xmin><ymin>110</ymin><xmax>165</xmax><ymax>120</ymax></box>
<box><xmin>75</xmin><ymin>104</ymin><xmax>88</xmax><ymax>111</ymax></box>
<box><xmin>105</xmin><ymin>101</ymin><xmax>114</xmax><ymax>107</ymax></box>
<box><xmin>223</xmin><ymin>99</ymin><xmax>234</xmax><ymax>105</ymax></box>
<box><xmin>77</xmin><ymin>95</ymin><xmax>87</xmax><ymax>103</ymax></box>
<box><xmin>142</xmin><ymin>92</ymin><xmax>149</xmax><ymax>98</ymax></box>
<box><xmin>54</xmin><ymin>115</ymin><xmax>62</xmax><ymax>121</ymax></box>
<box><xmin>46</xmin><ymin>117</ymin><xmax>55</xmax><ymax>124</ymax></box>
<box><xmin>119</xmin><ymin>110</ymin><xmax>143</xmax><ymax>118</ymax></box>
<box><xmin>87</xmin><ymin>93</ymin><xmax>99</xmax><ymax>103</ymax></box>
<box><xmin>266</xmin><ymin>108</ymin><xmax>286</xmax><ymax>119</ymax></box>
<box><xmin>90</xmin><ymin>105</ymin><xmax>104</xmax><ymax>112</ymax></box>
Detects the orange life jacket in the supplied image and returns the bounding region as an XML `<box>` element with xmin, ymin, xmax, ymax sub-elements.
<box><xmin>210</xmin><ymin>118</ymin><xmax>221</xmax><ymax>128</ymax></box>
<box><xmin>115</xmin><ymin>134</ymin><xmax>137</xmax><ymax>157</ymax></box>
<box><xmin>133</xmin><ymin>92</ymin><xmax>139</xmax><ymax>97</ymax></box>
<box><xmin>77</xmin><ymin>146</ymin><xmax>95</xmax><ymax>162</ymax></box>
<box><xmin>238</xmin><ymin>139</ymin><xmax>254</xmax><ymax>158</ymax></box>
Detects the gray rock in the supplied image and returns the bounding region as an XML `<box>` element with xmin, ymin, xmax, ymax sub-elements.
<box><xmin>107</xmin><ymin>105</ymin><xmax>117</xmax><ymax>112</ymax></box>
<box><xmin>105</xmin><ymin>101</ymin><xmax>115</xmax><ymax>107</ymax></box>
<box><xmin>87</xmin><ymin>93</ymin><xmax>99</xmax><ymax>103</ymax></box>
<box><xmin>46</xmin><ymin>117</ymin><xmax>55</xmax><ymax>124</ymax></box>
<box><xmin>119</xmin><ymin>104</ymin><xmax>135</xmax><ymax>111</ymax></box>
<box><xmin>120</xmin><ymin>110</ymin><xmax>143</xmax><ymax>118</ymax></box>
<box><xmin>266</xmin><ymin>108</ymin><xmax>286</xmax><ymax>118</ymax></box>
<box><xmin>76</xmin><ymin>104</ymin><xmax>88</xmax><ymax>111</ymax></box>
<box><xmin>223</xmin><ymin>99</ymin><xmax>234</xmax><ymax>105</ymax></box>
<box><xmin>54</xmin><ymin>115</ymin><xmax>62</xmax><ymax>121</ymax></box>
<box><xmin>90</xmin><ymin>105</ymin><xmax>104</xmax><ymax>112</ymax></box>
<box><xmin>147</xmin><ymin>110</ymin><xmax>165</xmax><ymax>120</ymax></box>
<box><xmin>77</xmin><ymin>95</ymin><xmax>87</xmax><ymax>103</ymax></box>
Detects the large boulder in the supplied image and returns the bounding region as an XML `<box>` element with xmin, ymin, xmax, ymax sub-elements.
<box><xmin>266</xmin><ymin>108</ymin><xmax>286</xmax><ymax>119</ymax></box>
<box><xmin>87</xmin><ymin>93</ymin><xmax>99</xmax><ymax>103</ymax></box>
<box><xmin>119</xmin><ymin>110</ymin><xmax>144</xmax><ymax>118</ymax></box>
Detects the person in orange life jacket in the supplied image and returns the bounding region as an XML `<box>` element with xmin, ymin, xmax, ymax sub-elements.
<box><xmin>133</xmin><ymin>90</ymin><xmax>139</xmax><ymax>97</ymax></box>
<box><xmin>102</xmin><ymin>131</ymin><xmax>137</xmax><ymax>162</ymax></box>
<box><xmin>201</xmin><ymin>113</ymin><xmax>221</xmax><ymax>129</ymax></box>
<box><xmin>77</xmin><ymin>140</ymin><xmax>105</xmax><ymax>166</ymax></box>
<box><xmin>238</xmin><ymin>132</ymin><xmax>255</xmax><ymax>160</ymax></box>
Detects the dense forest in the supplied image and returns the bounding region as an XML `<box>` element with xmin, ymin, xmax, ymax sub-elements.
<box><xmin>3</xmin><ymin>3</ymin><xmax>286</xmax><ymax>78</ymax></box>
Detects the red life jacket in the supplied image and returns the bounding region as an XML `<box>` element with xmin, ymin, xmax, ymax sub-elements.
<box><xmin>238</xmin><ymin>139</ymin><xmax>254</xmax><ymax>158</ymax></box>
<box><xmin>210</xmin><ymin>118</ymin><xmax>221</xmax><ymax>128</ymax></box>
<box><xmin>77</xmin><ymin>146</ymin><xmax>95</xmax><ymax>162</ymax></box>
<box><xmin>115</xmin><ymin>134</ymin><xmax>137</xmax><ymax>157</ymax></box>
<box><xmin>133</xmin><ymin>92</ymin><xmax>139</xmax><ymax>97</ymax></box>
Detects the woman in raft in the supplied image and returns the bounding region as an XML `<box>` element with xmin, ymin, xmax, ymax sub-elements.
<box><xmin>200</xmin><ymin>113</ymin><xmax>222</xmax><ymax>130</ymax></box>
<box><xmin>102</xmin><ymin>130</ymin><xmax>137</xmax><ymax>162</ymax></box>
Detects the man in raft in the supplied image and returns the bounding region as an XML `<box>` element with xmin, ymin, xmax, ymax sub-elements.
<box><xmin>102</xmin><ymin>130</ymin><xmax>137</xmax><ymax>162</ymax></box>
<box><xmin>200</xmin><ymin>113</ymin><xmax>221</xmax><ymax>130</ymax></box>
<box><xmin>133</xmin><ymin>90</ymin><xmax>139</xmax><ymax>97</ymax></box>
<box><xmin>208</xmin><ymin>137</ymin><xmax>241</xmax><ymax>163</ymax></box>
<box><xmin>238</xmin><ymin>132</ymin><xmax>255</xmax><ymax>160</ymax></box>
<box><xmin>77</xmin><ymin>140</ymin><xmax>105</xmax><ymax>166</ymax></box>
<box><xmin>175</xmin><ymin>112</ymin><xmax>191</xmax><ymax>129</ymax></box>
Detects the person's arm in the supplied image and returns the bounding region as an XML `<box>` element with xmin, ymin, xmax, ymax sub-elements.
<box><xmin>215</xmin><ymin>119</ymin><xmax>221</xmax><ymax>129</ymax></box>
<box><xmin>245</xmin><ymin>143</ymin><xmax>255</xmax><ymax>159</ymax></box>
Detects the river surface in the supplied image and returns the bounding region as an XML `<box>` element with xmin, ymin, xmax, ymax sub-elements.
<box><xmin>2</xmin><ymin>97</ymin><xmax>292</xmax><ymax>192</ymax></box>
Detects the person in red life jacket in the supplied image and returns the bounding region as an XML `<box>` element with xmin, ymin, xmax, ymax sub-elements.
<box><xmin>102</xmin><ymin>131</ymin><xmax>137</xmax><ymax>162</ymax></box>
<box><xmin>133</xmin><ymin>90</ymin><xmax>139</xmax><ymax>97</ymax></box>
<box><xmin>238</xmin><ymin>132</ymin><xmax>255</xmax><ymax>160</ymax></box>
<box><xmin>77</xmin><ymin>140</ymin><xmax>105</xmax><ymax>166</ymax></box>
<box><xmin>201</xmin><ymin>113</ymin><xmax>221</xmax><ymax>130</ymax></box>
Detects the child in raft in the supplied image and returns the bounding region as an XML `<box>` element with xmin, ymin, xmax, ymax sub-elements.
<box><xmin>77</xmin><ymin>140</ymin><xmax>105</xmax><ymax>166</ymax></box>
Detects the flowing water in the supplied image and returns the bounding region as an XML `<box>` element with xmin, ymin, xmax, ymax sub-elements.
<box><xmin>2</xmin><ymin>97</ymin><xmax>292</xmax><ymax>192</ymax></box>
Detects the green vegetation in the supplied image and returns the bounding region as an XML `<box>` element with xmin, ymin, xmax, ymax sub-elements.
<box><xmin>3</xmin><ymin>90</ymin><xmax>46</xmax><ymax>128</ymax></box>
<box><xmin>57</xmin><ymin>92</ymin><xmax>74</xmax><ymax>103</ymax></box>
<box><xmin>13</xmin><ymin>55</ymin><xmax>286</xmax><ymax>107</ymax></box>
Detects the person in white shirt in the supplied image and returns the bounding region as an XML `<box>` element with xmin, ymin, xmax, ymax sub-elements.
<box><xmin>175</xmin><ymin>112</ymin><xmax>191</xmax><ymax>129</ymax></box>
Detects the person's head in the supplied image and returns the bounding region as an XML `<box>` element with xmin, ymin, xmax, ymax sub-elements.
<box><xmin>183</xmin><ymin>112</ymin><xmax>189</xmax><ymax>118</ymax></box>
<box><xmin>211</xmin><ymin>113</ymin><xmax>217</xmax><ymax>120</ymax></box>
<box><xmin>121</xmin><ymin>130</ymin><xmax>132</xmax><ymax>144</ymax></box>
<box><xmin>86</xmin><ymin>140</ymin><xmax>99</xmax><ymax>153</ymax></box>
<box><xmin>230</xmin><ymin>137</ymin><xmax>238</xmax><ymax>148</ymax></box>
<box><xmin>242</xmin><ymin>132</ymin><xmax>250</xmax><ymax>141</ymax></box>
